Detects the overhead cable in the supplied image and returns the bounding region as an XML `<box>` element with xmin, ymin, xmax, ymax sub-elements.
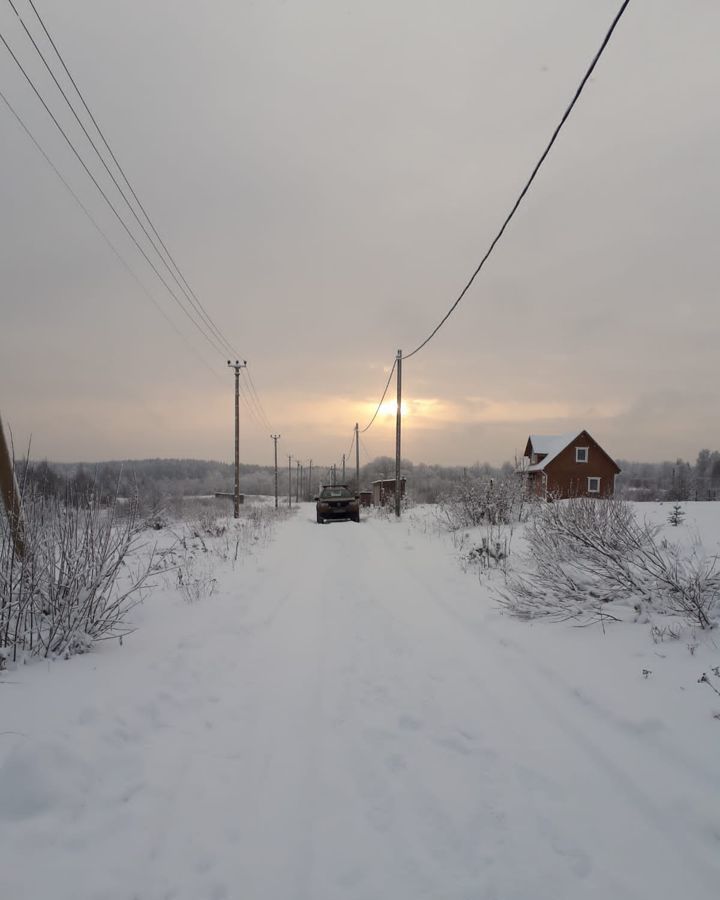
<box><xmin>0</xmin><ymin>85</ymin><xmax>223</xmax><ymax>383</ymax></box>
<box><xmin>402</xmin><ymin>0</ymin><xmax>632</xmax><ymax>361</ymax></box>
<box><xmin>242</xmin><ymin>367</ymin><xmax>274</xmax><ymax>431</ymax></box>
<box><xmin>8</xmin><ymin>0</ymin><xmax>241</xmax><ymax>361</ymax></box>
<box><xmin>20</xmin><ymin>0</ymin><xmax>280</xmax><ymax>431</ymax></box>
<box><xmin>360</xmin><ymin>360</ymin><xmax>397</xmax><ymax>433</ymax></box>
<box><xmin>0</xmin><ymin>28</ymin><xmax>231</xmax><ymax>358</ymax></box>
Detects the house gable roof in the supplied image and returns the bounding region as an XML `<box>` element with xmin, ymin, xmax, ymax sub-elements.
<box><xmin>522</xmin><ymin>430</ymin><xmax>620</xmax><ymax>473</ymax></box>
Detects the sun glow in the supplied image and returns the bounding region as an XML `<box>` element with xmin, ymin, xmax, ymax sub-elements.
<box><xmin>378</xmin><ymin>400</ymin><xmax>408</xmax><ymax>417</ymax></box>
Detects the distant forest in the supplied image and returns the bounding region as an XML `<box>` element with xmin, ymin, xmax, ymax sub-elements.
<box><xmin>16</xmin><ymin>449</ymin><xmax>720</xmax><ymax>505</ymax></box>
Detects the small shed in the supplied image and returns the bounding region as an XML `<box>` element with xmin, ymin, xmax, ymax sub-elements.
<box><xmin>371</xmin><ymin>478</ymin><xmax>406</xmax><ymax>507</ymax></box>
<box><xmin>359</xmin><ymin>490</ymin><xmax>373</xmax><ymax>508</ymax></box>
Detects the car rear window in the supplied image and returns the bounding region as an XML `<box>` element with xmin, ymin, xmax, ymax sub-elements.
<box><xmin>321</xmin><ymin>488</ymin><xmax>352</xmax><ymax>499</ymax></box>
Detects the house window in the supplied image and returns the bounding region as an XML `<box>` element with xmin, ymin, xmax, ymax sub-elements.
<box><xmin>588</xmin><ymin>477</ymin><xmax>601</xmax><ymax>493</ymax></box>
<box><xmin>576</xmin><ymin>447</ymin><xmax>589</xmax><ymax>463</ymax></box>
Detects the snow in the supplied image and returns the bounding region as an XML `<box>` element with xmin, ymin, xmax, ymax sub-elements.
<box><xmin>2</xmin><ymin>503</ymin><xmax>720</xmax><ymax>899</ymax></box>
<box><xmin>524</xmin><ymin>432</ymin><xmax>581</xmax><ymax>471</ymax></box>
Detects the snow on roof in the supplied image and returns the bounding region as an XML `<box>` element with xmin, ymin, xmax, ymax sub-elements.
<box><xmin>524</xmin><ymin>431</ymin><xmax>582</xmax><ymax>471</ymax></box>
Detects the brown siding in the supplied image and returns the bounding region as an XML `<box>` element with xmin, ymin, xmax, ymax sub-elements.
<box><xmin>544</xmin><ymin>431</ymin><xmax>620</xmax><ymax>498</ymax></box>
<box><xmin>525</xmin><ymin>471</ymin><xmax>545</xmax><ymax>498</ymax></box>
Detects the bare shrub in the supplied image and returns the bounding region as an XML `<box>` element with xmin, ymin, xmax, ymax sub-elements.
<box><xmin>437</xmin><ymin>475</ymin><xmax>532</xmax><ymax>574</ymax></box>
<box><xmin>0</xmin><ymin>489</ymin><xmax>159</xmax><ymax>662</ymax></box>
<box><xmin>176</xmin><ymin>554</ymin><xmax>217</xmax><ymax>604</ymax></box>
<box><xmin>438</xmin><ymin>475</ymin><xmax>531</xmax><ymax>531</ymax></box>
<box><xmin>190</xmin><ymin>510</ymin><xmax>227</xmax><ymax>539</ymax></box>
<box><xmin>499</xmin><ymin>497</ymin><xmax>720</xmax><ymax>628</ymax></box>
<box><xmin>165</xmin><ymin>503</ymin><xmax>288</xmax><ymax>605</ymax></box>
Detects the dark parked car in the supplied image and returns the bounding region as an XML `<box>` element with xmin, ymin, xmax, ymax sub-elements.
<box><xmin>315</xmin><ymin>484</ymin><xmax>360</xmax><ymax>523</ymax></box>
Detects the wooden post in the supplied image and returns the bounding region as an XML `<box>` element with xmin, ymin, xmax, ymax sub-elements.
<box><xmin>395</xmin><ymin>349</ymin><xmax>402</xmax><ymax>518</ymax></box>
<box><xmin>271</xmin><ymin>434</ymin><xmax>280</xmax><ymax>508</ymax></box>
<box><xmin>355</xmin><ymin>422</ymin><xmax>360</xmax><ymax>493</ymax></box>
<box><xmin>0</xmin><ymin>413</ymin><xmax>25</xmax><ymax>558</ymax></box>
<box><xmin>227</xmin><ymin>360</ymin><xmax>246</xmax><ymax>518</ymax></box>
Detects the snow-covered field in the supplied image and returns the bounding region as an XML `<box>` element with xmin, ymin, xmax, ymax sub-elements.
<box><xmin>2</xmin><ymin>502</ymin><xmax>719</xmax><ymax>900</ymax></box>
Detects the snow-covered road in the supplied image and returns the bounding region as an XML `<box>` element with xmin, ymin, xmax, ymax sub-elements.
<box><xmin>2</xmin><ymin>506</ymin><xmax>719</xmax><ymax>900</ymax></box>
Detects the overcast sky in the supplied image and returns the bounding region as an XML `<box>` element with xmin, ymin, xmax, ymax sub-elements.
<box><xmin>1</xmin><ymin>0</ymin><xmax>718</xmax><ymax>468</ymax></box>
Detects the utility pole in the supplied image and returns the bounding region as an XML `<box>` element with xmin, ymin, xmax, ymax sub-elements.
<box><xmin>296</xmin><ymin>460</ymin><xmax>301</xmax><ymax>503</ymax></box>
<box><xmin>331</xmin><ymin>464</ymin><xmax>336</xmax><ymax>486</ymax></box>
<box><xmin>227</xmin><ymin>359</ymin><xmax>247</xmax><ymax>518</ymax></box>
<box><xmin>342</xmin><ymin>453</ymin><xmax>346</xmax><ymax>483</ymax></box>
<box><xmin>270</xmin><ymin>434</ymin><xmax>281</xmax><ymax>508</ymax></box>
<box><xmin>0</xmin><ymin>412</ymin><xmax>24</xmax><ymax>558</ymax></box>
<box><xmin>308</xmin><ymin>459</ymin><xmax>313</xmax><ymax>499</ymax></box>
<box><xmin>288</xmin><ymin>455</ymin><xmax>292</xmax><ymax>507</ymax></box>
<box><xmin>355</xmin><ymin>422</ymin><xmax>360</xmax><ymax>493</ymax></box>
<box><xmin>395</xmin><ymin>349</ymin><xmax>402</xmax><ymax>518</ymax></box>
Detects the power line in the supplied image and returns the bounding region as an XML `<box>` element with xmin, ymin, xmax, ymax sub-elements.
<box><xmin>402</xmin><ymin>0</ymin><xmax>632</xmax><ymax>361</ymax></box>
<box><xmin>0</xmin><ymin>27</ymin><xmax>229</xmax><ymax>359</ymax></box>
<box><xmin>360</xmin><ymin>360</ymin><xmax>397</xmax><ymax>433</ymax></box>
<box><xmin>2</xmin><ymin>7</ymin><xmax>280</xmax><ymax>447</ymax></box>
<box><xmin>359</xmin><ymin>434</ymin><xmax>372</xmax><ymax>462</ymax></box>
<box><xmin>238</xmin><ymin>371</ymin><xmax>270</xmax><ymax>431</ymax></box>
<box><xmin>16</xmin><ymin>0</ymin><xmax>282</xmax><ymax>432</ymax></box>
<box><xmin>236</xmin><ymin>376</ymin><xmax>265</xmax><ymax>429</ymax></box>
<box><xmin>241</xmin><ymin>367</ymin><xmax>273</xmax><ymax>432</ymax></box>
<box><xmin>245</xmin><ymin>368</ymin><xmax>274</xmax><ymax>431</ymax></box>
<box><xmin>8</xmin><ymin>0</ymin><xmax>241</xmax><ymax>362</ymax></box>
<box><xmin>0</xmin><ymin>85</ymin><xmax>223</xmax><ymax>384</ymax></box>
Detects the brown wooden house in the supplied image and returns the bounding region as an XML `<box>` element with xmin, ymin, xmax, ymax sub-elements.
<box><xmin>519</xmin><ymin>430</ymin><xmax>620</xmax><ymax>499</ymax></box>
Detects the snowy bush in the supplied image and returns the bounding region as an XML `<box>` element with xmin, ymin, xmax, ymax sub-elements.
<box><xmin>167</xmin><ymin>503</ymin><xmax>287</xmax><ymax>604</ymax></box>
<box><xmin>436</xmin><ymin>475</ymin><xmax>531</xmax><ymax>573</ymax></box>
<box><xmin>499</xmin><ymin>497</ymin><xmax>720</xmax><ymax>629</ymax></box>
<box><xmin>176</xmin><ymin>554</ymin><xmax>217</xmax><ymax>604</ymax></box>
<box><xmin>0</xmin><ymin>490</ymin><xmax>159</xmax><ymax>663</ymax></box>
<box><xmin>438</xmin><ymin>475</ymin><xmax>531</xmax><ymax>531</ymax></box>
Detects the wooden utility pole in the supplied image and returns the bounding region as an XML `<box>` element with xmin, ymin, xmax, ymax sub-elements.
<box><xmin>395</xmin><ymin>349</ymin><xmax>402</xmax><ymax>518</ymax></box>
<box><xmin>271</xmin><ymin>434</ymin><xmax>281</xmax><ymax>508</ymax></box>
<box><xmin>342</xmin><ymin>453</ymin><xmax>346</xmax><ymax>483</ymax></box>
<box><xmin>296</xmin><ymin>460</ymin><xmax>301</xmax><ymax>503</ymax></box>
<box><xmin>227</xmin><ymin>360</ymin><xmax>246</xmax><ymax>518</ymax></box>
<box><xmin>355</xmin><ymin>422</ymin><xmax>360</xmax><ymax>493</ymax></box>
<box><xmin>331</xmin><ymin>464</ymin><xmax>336</xmax><ymax>486</ymax></box>
<box><xmin>308</xmin><ymin>459</ymin><xmax>313</xmax><ymax>498</ymax></box>
<box><xmin>0</xmin><ymin>413</ymin><xmax>24</xmax><ymax>558</ymax></box>
<box><xmin>288</xmin><ymin>455</ymin><xmax>292</xmax><ymax>507</ymax></box>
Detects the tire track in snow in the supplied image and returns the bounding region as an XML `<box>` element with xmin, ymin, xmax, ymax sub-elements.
<box><xmin>367</xmin><ymin>515</ymin><xmax>720</xmax><ymax>897</ymax></box>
